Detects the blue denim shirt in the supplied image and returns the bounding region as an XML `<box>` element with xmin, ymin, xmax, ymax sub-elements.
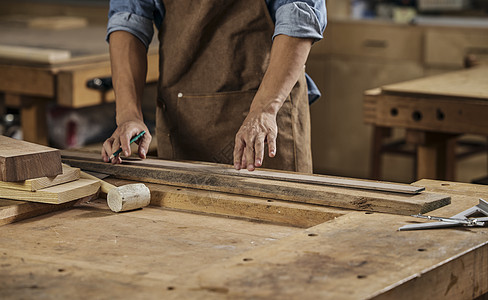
<box><xmin>107</xmin><ymin>0</ymin><xmax>327</xmax><ymax>103</ymax></box>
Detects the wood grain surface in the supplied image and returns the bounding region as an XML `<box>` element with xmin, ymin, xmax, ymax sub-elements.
<box><xmin>0</xmin><ymin>136</ymin><xmax>62</xmax><ymax>181</ymax></box>
<box><xmin>0</xmin><ymin>181</ymin><xmax>486</xmax><ymax>299</ymax></box>
<box><xmin>0</xmin><ymin>178</ymin><xmax>100</xmax><ymax>204</ymax></box>
<box><xmin>381</xmin><ymin>66</ymin><xmax>488</xmax><ymax>100</ymax></box>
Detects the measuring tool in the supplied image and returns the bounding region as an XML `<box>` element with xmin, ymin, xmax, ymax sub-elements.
<box><xmin>399</xmin><ymin>198</ymin><xmax>488</xmax><ymax>231</ymax></box>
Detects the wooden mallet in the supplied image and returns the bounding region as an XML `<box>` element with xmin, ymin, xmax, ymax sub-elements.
<box><xmin>80</xmin><ymin>171</ymin><xmax>151</xmax><ymax>213</ymax></box>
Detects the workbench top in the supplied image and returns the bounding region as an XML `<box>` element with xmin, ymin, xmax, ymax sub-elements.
<box><xmin>1</xmin><ymin>179</ymin><xmax>487</xmax><ymax>299</ymax></box>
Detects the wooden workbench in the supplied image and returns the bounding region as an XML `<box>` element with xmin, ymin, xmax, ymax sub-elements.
<box><xmin>0</xmin><ymin>169</ymin><xmax>487</xmax><ymax>298</ymax></box>
<box><xmin>364</xmin><ymin>66</ymin><xmax>488</xmax><ymax>181</ymax></box>
<box><xmin>0</xmin><ymin>23</ymin><xmax>158</xmax><ymax>145</ymax></box>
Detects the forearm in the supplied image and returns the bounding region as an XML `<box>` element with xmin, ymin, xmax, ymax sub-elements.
<box><xmin>250</xmin><ymin>35</ymin><xmax>313</xmax><ymax>115</ymax></box>
<box><xmin>109</xmin><ymin>31</ymin><xmax>148</xmax><ymax>124</ymax></box>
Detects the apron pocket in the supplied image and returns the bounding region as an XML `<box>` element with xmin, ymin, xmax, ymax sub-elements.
<box><xmin>176</xmin><ymin>89</ymin><xmax>256</xmax><ymax>164</ymax></box>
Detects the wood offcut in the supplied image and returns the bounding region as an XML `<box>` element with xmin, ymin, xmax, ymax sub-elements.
<box><xmin>0</xmin><ymin>136</ymin><xmax>62</xmax><ymax>181</ymax></box>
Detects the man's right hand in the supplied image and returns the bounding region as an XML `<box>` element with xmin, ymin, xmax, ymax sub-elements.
<box><xmin>101</xmin><ymin>120</ymin><xmax>152</xmax><ymax>164</ymax></box>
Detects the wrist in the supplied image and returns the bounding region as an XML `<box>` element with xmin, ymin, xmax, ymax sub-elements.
<box><xmin>249</xmin><ymin>95</ymin><xmax>285</xmax><ymax>116</ymax></box>
<box><xmin>116</xmin><ymin>113</ymin><xmax>144</xmax><ymax>126</ymax></box>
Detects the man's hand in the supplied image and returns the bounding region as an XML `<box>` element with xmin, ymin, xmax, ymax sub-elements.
<box><xmin>102</xmin><ymin>120</ymin><xmax>152</xmax><ymax>164</ymax></box>
<box><xmin>232</xmin><ymin>35</ymin><xmax>313</xmax><ymax>171</ymax></box>
<box><xmin>234</xmin><ymin>109</ymin><xmax>277</xmax><ymax>171</ymax></box>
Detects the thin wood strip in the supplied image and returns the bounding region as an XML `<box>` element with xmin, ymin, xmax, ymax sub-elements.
<box><xmin>61</xmin><ymin>155</ymin><xmax>450</xmax><ymax>215</ymax></box>
<box><xmin>61</xmin><ymin>151</ymin><xmax>424</xmax><ymax>195</ymax></box>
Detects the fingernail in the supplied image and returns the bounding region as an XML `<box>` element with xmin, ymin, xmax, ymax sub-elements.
<box><xmin>256</xmin><ymin>159</ymin><xmax>261</xmax><ymax>166</ymax></box>
<box><xmin>234</xmin><ymin>163</ymin><xmax>240</xmax><ymax>170</ymax></box>
<box><xmin>141</xmin><ymin>149</ymin><xmax>146</xmax><ymax>158</ymax></box>
<box><xmin>247</xmin><ymin>164</ymin><xmax>254</xmax><ymax>171</ymax></box>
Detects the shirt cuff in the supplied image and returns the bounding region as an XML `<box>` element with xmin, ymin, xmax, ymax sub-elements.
<box><xmin>106</xmin><ymin>12</ymin><xmax>154</xmax><ymax>49</ymax></box>
<box><xmin>273</xmin><ymin>2</ymin><xmax>324</xmax><ymax>41</ymax></box>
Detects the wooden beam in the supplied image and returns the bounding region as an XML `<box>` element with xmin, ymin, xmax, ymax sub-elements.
<box><xmin>0</xmin><ymin>136</ymin><xmax>62</xmax><ymax>181</ymax></box>
<box><xmin>0</xmin><ymin>194</ymin><xmax>94</xmax><ymax>226</ymax></box>
<box><xmin>0</xmin><ymin>64</ymin><xmax>54</xmax><ymax>97</ymax></box>
<box><xmin>61</xmin><ymin>151</ymin><xmax>451</xmax><ymax>215</ymax></box>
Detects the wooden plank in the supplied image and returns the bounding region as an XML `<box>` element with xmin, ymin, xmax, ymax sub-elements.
<box><xmin>107</xmin><ymin>178</ymin><xmax>348</xmax><ymax>228</ymax></box>
<box><xmin>0</xmin><ymin>45</ymin><xmax>71</xmax><ymax>64</ymax></box>
<box><xmin>0</xmin><ymin>164</ymin><xmax>80</xmax><ymax>192</ymax></box>
<box><xmin>61</xmin><ymin>151</ymin><xmax>451</xmax><ymax>215</ymax></box>
<box><xmin>0</xmin><ymin>194</ymin><xmax>93</xmax><ymax>226</ymax></box>
<box><xmin>0</xmin><ymin>178</ymin><xmax>100</xmax><ymax>204</ymax></box>
<box><xmin>0</xmin><ymin>136</ymin><xmax>62</xmax><ymax>181</ymax></box>
<box><xmin>382</xmin><ymin>66</ymin><xmax>488</xmax><ymax>100</ymax></box>
<box><xmin>27</xmin><ymin>16</ymin><xmax>88</xmax><ymax>30</ymax></box>
<box><xmin>63</xmin><ymin>151</ymin><xmax>423</xmax><ymax>194</ymax></box>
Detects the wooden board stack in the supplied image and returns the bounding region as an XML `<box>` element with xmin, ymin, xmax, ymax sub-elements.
<box><xmin>0</xmin><ymin>136</ymin><xmax>100</xmax><ymax>224</ymax></box>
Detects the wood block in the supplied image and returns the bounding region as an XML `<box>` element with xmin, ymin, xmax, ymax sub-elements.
<box><xmin>62</xmin><ymin>151</ymin><xmax>451</xmax><ymax>215</ymax></box>
<box><xmin>0</xmin><ymin>178</ymin><xmax>100</xmax><ymax>204</ymax></box>
<box><xmin>0</xmin><ymin>136</ymin><xmax>62</xmax><ymax>181</ymax></box>
<box><xmin>0</xmin><ymin>164</ymin><xmax>80</xmax><ymax>191</ymax></box>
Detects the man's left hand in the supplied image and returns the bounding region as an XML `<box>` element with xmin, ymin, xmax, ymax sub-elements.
<box><xmin>233</xmin><ymin>109</ymin><xmax>278</xmax><ymax>171</ymax></box>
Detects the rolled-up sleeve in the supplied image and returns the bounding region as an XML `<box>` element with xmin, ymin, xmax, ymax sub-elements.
<box><xmin>106</xmin><ymin>0</ymin><xmax>164</xmax><ymax>49</ymax></box>
<box><xmin>272</xmin><ymin>1</ymin><xmax>327</xmax><ymax>41</ymax></box>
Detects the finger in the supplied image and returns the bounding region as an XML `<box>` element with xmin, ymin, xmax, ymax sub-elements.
<box><xmin>111</xmin><ymin>138</ymin><xmax>122</xmax><ymax>163</ymax></box>
<box><xmin>101</xmin><ymin>138</ymin><xmax>114</xmax><ymax>163</ymax></box>
<box><xmin>241</xmin><ymin>151</ymin><xmax>247</xmax><ymax>170</ymax></box>
<box><xmin>138</xmin><ymin>132</ymin><xmax>152</xmax><ymax>159</ymax></box>
<box><xmin>112</xmin><ymin>156</ymin><xmax>123</xmax><ymax>164</ymax></box>
<box><xmin>267</xmin><ymin>130</ymin><xmax>277</xmax><ymax>158</ymax></box>
<box><xmin>119</xmin><ymin>132</ymin><xmax>134</xmax><ymax>157</ymax></box>
<box><xmin>244</xmin><ymin>138</ymin><xmax>256</xmax><ymax>171</ymax></box>
<box><xmin>254</xmin><ymin>133</ymin><xmax>266</xmax><ymax>167</ymax></box>
<box><xmin>233</xmin><ymin>136</ymin><xmax>245</xmax><ymax>170</ymax></box>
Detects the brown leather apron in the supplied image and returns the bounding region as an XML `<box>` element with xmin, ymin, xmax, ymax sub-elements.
<box><xmin>156</xmin><ymin>0</ymin><xmax>313</xmax><ymax>173</ymax></box>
